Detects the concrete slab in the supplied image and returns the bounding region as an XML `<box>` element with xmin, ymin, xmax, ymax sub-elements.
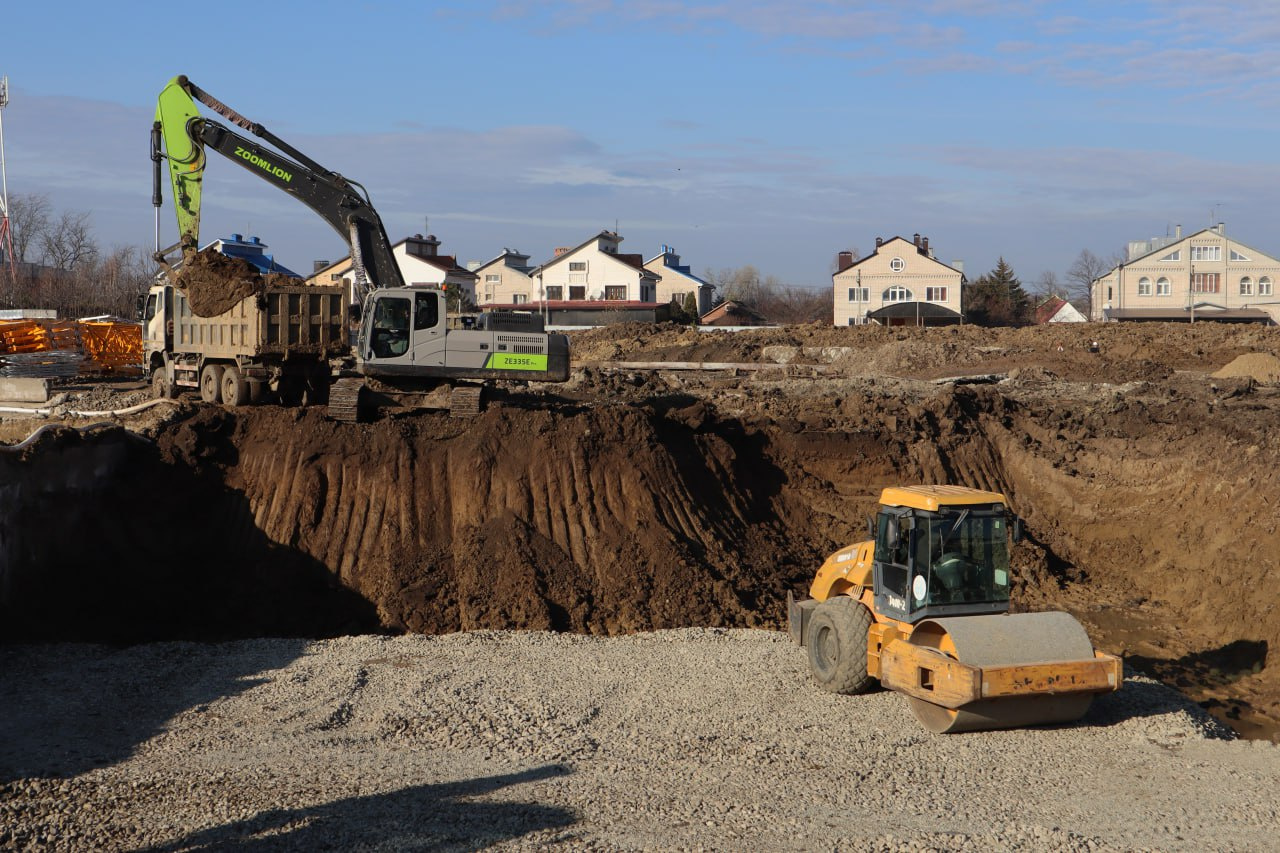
<box><xmin>0</xmin><ymin>378</ymin><xmax>50</xmax><ymax>403</ymax></box>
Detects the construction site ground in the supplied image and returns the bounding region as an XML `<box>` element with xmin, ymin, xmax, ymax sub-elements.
<box><xmin>2</xmin><ymin>320</ymin><xmax>1280</xmax><ymax>848</ymax></box>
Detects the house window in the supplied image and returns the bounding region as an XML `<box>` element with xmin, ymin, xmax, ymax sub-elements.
<box><xmin>330</xmin><ymin>273</ymin><xmax>342</xmax><ymax>282</ymax></box>
<box><xmin>1137</xmin><ymin>277</ymin><xmax>1152</xmax><ymax>296</ymax></box>
<box><xmin>847</xmin><ymin>287</ymin><xmax>869</xmax><ymax>302</ymax></box>
<box><xmin>604</xmin><ymin>285</ymin><xmax>627</xmax><ymax>300</ymax></box>
<box><xmin>545</xmin><ymin>285</ymin><xmax>563</xmax><ymax>300</ymax></box>
<box><xmin>569</xmin><ymin>262</ymin><xmax>587</xmax><ymax>272</ymax></box>
<box><xmin>1190</xmin><ymin>246</ymin><xmax>1221</xmax><ymax>262</ymax></box>
<box><xmin>1261</xmin><ymin>277</ymin><xmax>1273</xmax><ymax>296</ymax></box>
<box><xmin>1160</xmin><ymin>250</ymin><xmax>1181</xmax><ymax>261</ymax></box>
<box><xmin>485</xmin><ymin>274</ymin><xmax>500</xmax><ymax>283</ymax></box>
<box><xmin>569</xmin><ymin>285</ymin><xmax>586</xmax><ymax>300</ymax></box>
<box><xmin>1156</xmin><ymin>277</ymin><xmax>1171</xmax><ymax>296</ymax></box>
<box><xmin>513</xmin><ymin>293</ymin><xmax>528</xmax><ymax>304</ymax></box>
<box><xmin>890</xmin><ymin>257</ymin><xmax>905</xmax><ymax>272</ymax></box>
<box><xmin>925</xmin><ymin>286</ymin><xmax>948</xmax><ymax>302</ymax></box>
<box><xmin>1191</xmin><ymin>272</ymin><xmax>1220</xmax><ymax>293</ymax></box>
<box><xmin>1240</xmin><ymin>276</ymin><xmax>1254</xmax><ymax>296</ymax></box>
<box><xmin>1231</xmin><ymin>249</ymin><xmax>1251</xmax><ymax>261</ymax></box>
<box><xmin>884</xmin><ymin>286</ymin><xmax>912</xmax><ymax>302</ymax></box>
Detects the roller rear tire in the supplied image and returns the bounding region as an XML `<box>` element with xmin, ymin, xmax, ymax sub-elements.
<box><xmin>806</xmin><ymin>596</ymin><xmax>875</xmax><ymax>695</ymax></box>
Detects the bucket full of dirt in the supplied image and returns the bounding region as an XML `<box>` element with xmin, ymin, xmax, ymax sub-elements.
<box><xmin>176</xmin><ymin>249</ymin><xmax>266</xmax><ymax>317</ymax></box>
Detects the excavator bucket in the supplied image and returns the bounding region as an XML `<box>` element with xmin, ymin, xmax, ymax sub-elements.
<box><xmin>878</xmin><ymin>611</ymin><xmax>1122</xmax><ymax>733</ymax></box>
<box><xmin>155</xmin><ymin>76</ymin><xmax>205</xmax><ymax>258</ymax></box>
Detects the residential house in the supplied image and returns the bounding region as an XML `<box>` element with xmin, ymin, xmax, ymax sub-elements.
<box><xmin>644</xmin><ymin>245</ymin><xmax>714</xmax><ymax>315</ymax></box>
<box><xmin>699</xmin><ymin>300</ymin><xmax>771</xmax><ymax>327</ymax></box>
<box><xmin>1091</xmin><ymin>223</ymin><xmax>1278</xmax><ymax>324</ymax></box>
<box><xmin>308</xmin><ymin>233</ymin><xmax>478</xmax><ymax>306</ymax></box>
<box><xmin>533</xmin><ymin>230</ymin><xmax>659</xmax><ymax>304</ymax></box>
<box><xmin>1033</xmin><ymin>296</ymin><xmax>1087</xmax><ymax>324</ymax></box>
<box><xmin>832</xmin><ymin>234</ymin><xmax>965</xmax><ymax>326</ymax></box>
<box><xmin>472</xmin><ymin>248</ymin><xmax>537</xmax><ymax>306</ymax></box>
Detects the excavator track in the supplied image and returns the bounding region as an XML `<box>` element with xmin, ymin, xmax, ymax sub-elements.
<box><xmin>449</xmin><ymin>385</ymin><xmax>483</xmax><ymax>418</ymax></box>
<box><xmin>328</xmin><ymin>377</ymin><xmax>365</xmax><ymax>423</ymax></box>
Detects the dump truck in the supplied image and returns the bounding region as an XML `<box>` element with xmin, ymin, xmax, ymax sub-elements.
<box><xmin>142</xmin><ymin>278</ymin><xmax>345</xmax><ymax>405</ymax></box>
<box><xmin>149</xmin><ymin>74</ymin><xmax>569</xmax><ymax>419</ymax></box>
<box><xmin>788</xmin><ymin>485</ymin><xmax>1122</xmax><ymax>733</ymax></box>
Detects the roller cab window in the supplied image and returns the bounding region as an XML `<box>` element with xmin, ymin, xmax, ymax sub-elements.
<box><xmin>913</xmin><ymin>508</ymin><xmax>1012</xmax><ymax>609</ymax></box>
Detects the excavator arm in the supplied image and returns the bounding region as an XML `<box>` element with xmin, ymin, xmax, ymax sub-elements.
<box><xmin>151</xmin><ymin>75</ymin><xmax>404</xmax><ymax>302</ymax></box>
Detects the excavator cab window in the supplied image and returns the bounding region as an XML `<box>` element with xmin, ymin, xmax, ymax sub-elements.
<box><xmin>370</xmin><ymin>296</ymin><xmax>411</xmax><ymax>358</ymax></box>
<box><xmin>414</xmin><ymin>291</ymin><xmax>440</xmax><ymax>331</ymax></box>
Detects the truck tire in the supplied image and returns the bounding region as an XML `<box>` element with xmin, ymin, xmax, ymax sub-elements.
<box><xmin>806</xmin><ymin>595</ymin><xmax>875</xmax><ymax>695</ymax></box>
<box><xmin>200</xmin><ymin>364</ymin><xmax>225</xmax><ymax>404</ymax></box>
<box><xmin>220</xmin><ymin>365</ymin><xmax>250</xmax><ymax>407</ymax></box>
<box><xmin>151</xmin><ymin>365</ymin><xmax>177</xmax><ymax>399</ymax></box>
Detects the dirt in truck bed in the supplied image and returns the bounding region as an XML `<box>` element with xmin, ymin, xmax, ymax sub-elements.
<box><xmin>2</xmin><ymin>320</ymin><xmax>1279</xmax><ymax>741</ymax></box>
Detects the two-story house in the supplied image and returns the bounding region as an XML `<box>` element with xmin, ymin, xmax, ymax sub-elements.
<box><xmin>1091</xmin><ymin>224</ymin><xmax>1278</xmax><ymax>325</ymax></box>
<box><xmin>471</xmin><ymin>248</ymin><xmax>537</xmax><ymax>306</ymax></box>
<box><xmin>531</xmin><ymin>230</ymin><xmax>659</xmax><ymax>304</ymax></box>
<box><xmin>308</xmin><ymin>233</ymin><xmax>478</xmax><ymax>307</ymax></box>
<box><xmin>644</xmin><ymin>245</ymin><xmax>714</xmax><ymax>315</ymax></box>
<box><xmin>832</xmin><ymin>234</ymin><xmax>965</xmax><ymax>326</ymax></box>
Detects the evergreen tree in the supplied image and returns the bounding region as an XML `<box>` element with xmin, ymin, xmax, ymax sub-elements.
<box><xmin>963</xmin><ymin>257</ymin><xmax>1030</xmax><ymax>326</ymax></box>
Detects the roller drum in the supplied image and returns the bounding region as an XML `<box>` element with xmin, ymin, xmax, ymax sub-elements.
<box><xmin>906</xmin><ymin>612</ymin><xmax>1099</xmax><ymax>734</ymax></box>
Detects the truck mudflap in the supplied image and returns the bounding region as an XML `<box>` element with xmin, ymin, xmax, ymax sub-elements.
<box><xmin>879</xmin><ymin>641</ymin><xmax>1123</xmax><ymax>710</ymax></box>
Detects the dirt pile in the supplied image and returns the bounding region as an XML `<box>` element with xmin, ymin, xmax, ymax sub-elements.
<box><xmin>1213</xmin><ymin>352</ymin><xmax>1280</xmax><ymax>383</ymax></box>
<box><xmin>176</xmin><ymin>249</ymin><xmax>266</xmax><ymax>317</ymax></box>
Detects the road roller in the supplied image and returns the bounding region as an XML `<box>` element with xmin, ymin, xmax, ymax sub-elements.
<box><xmin>788</xmin><ymin>485</ymin><xmax>1122</xmax><ymax>733</ymax></box>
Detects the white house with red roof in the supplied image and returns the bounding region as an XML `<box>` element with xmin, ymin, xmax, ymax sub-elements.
<box><xmin>307</xmin><ymin>233</ymin><xmax>478</xmax><ymax>306</ymax></box>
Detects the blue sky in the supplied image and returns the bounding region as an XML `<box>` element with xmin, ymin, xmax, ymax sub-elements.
<box><xmin>4</xmin><ymin>0</ymin><xmax>1280</xmax><ymax>288</ymax></box>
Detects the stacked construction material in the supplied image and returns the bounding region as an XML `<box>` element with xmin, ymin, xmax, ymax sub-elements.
<box><xmin>0</xmin><ymin>319</ymin><xmax>84</xmax><ymax>379</ymax></box>
<box><xmin>78</xmin><ymin>321</ymin><xmax>144</xmax><ymax>375</ymax></box>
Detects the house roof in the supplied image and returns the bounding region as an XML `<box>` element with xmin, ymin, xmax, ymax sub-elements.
<box><xmin>699</xmin><ymin>300</ymin><xmax>769</xmax><ymax>323</ymax></box>
<box><xmin>1033</xmin><ymin>296</ymin><xmax>1068</xmax><ymax>324</ymax></box>
<box><xmin>645</xmin><ymin>253</ymin><xmax>711</xmax><ymax>287</ymax></box>
<box><xmin>837</xmin><ymin>236</ymin><xmax>965</xmax><ymax>278</ymax></box>
<box><xmin>309</xmin><ymin>235</ymin><xmax>477</xmax><ymax>280</ymax></box>
<box><xmin>533</xmin><ymin>230</ymin><xmax>659</xmax><ymax>280</ymax></box>
<box><xmin>473</xmin><ymin>249</ymin><xmax>534</xmax><ymax>276</ymax></box>
<box><xmin>1116</xmin><ymin>226</ymin><xmax>1277</xmax><ymax>269</ymax></box>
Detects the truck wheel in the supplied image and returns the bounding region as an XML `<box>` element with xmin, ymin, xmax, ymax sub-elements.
<box><xmin>151</xmin><ymin>365</ymin><xmax>177</xmax><ymax>399</ymax></box>
<box><xmin>220</xmin><ymin>365</ymin><xmax>250</xmax><ymax>407</ymax></box>
<box><xmin>806</xmin><ymin>596</ymin><xmax>874</xmax><ymax>695</ymax></box>
<box><xmin>199</xmin><ymin>364</ymin><xmax>225</xmax><ymax>404</ymax></box>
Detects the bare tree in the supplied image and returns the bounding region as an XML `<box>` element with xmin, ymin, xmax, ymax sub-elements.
<box><xmin>40</xmin><ymin>210</ymin><xmax>99</xmax><ymax>271</ymax></box>
<box><xmin>1031</xmin><ymin>270</ymin><xmax>1066</xmax><ymax>302</ymax></box>
<box><xmin>7</xmin><ymin>192</ymin><xmax>51</xmax><ymax>264</ymax></box>
<box><xmin>1065</xmin><ymin>248</ymin><xmax>1123</xmax><ymax>315</ymax></box>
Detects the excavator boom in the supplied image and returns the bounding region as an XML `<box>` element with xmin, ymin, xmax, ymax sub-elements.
<box><xmin>151</xmin><ymin>75</ymin><xmax>404</xmax><ymax>302</ymax></box>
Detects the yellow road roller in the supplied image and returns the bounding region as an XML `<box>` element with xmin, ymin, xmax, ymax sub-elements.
<box><xmin>788</xmin><ymin>485</ymin><xmax>1122</xmax><ymax>733</ymax></box>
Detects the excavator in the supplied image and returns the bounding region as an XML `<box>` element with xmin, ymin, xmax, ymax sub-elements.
<box><xmin>788</xmin><ymin>485</ymin><xmax>1122</xmax><ymax>733</ymax></box>
<box><xmin>150</xmin><ymin>74</ymin><xmax>569</xmax><ymax>420</ymax></box>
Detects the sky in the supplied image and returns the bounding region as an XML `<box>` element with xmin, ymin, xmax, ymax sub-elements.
<box><xmin>3</xmin><ymin>0</ymin><xmax>1280</xmax><ymax>290</ymax></box>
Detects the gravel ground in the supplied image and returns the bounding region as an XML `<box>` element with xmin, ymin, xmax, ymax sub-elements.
<box><xmin>2</xmin><ymin>629</ymin><xmax>1278</xmax><ymax>852</ymax></box>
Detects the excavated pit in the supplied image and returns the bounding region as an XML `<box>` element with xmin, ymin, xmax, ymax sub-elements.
<box><xmin>2</xmin><ymin>321</ymin><xmax>1279</xmax><ymax>739</ymax></box>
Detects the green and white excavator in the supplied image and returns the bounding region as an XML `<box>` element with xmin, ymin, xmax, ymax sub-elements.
<box><xmin>150</xmin><ymin>75</ymin><xmax>569</xmax><ymax>420</ymax></box>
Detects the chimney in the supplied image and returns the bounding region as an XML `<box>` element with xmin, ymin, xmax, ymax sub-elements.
<box><xmin>1217</xmin><ymin>222</ymin><xmax>1226</xmax><ymax>236</ymax></box>
<box><xmin>875</xmin><ymin>237</ymin><xmax>884</xmax><ymax>249</ymax></box>
<box><xmin>913</xmin><ymin>233</ymin><xmax>921</xmax><ymax>247</ymax></box>
<box><xmin>313</xmin><ymin>259</ymin><xmax>330</xmax><ymax>273</ymax></box>
<box><xmin>554</xmin><ymin>247</ymin><xmax>571</xmax><ymax>257</ymax></box>
<box><xmin>921</xmin><ymin>236</ymin><xmax>930</xmax><ymax>256</ymax></box>
<box><xmin>406</xmin><ymin>233</ymin><xmax>441</xmax><ymax>258</ymax></box>
<box><xmin>1175</xmin><ymin>224</ymin><xmax>1182</xmax><ymax>239</ymax></box>
<box><xmin>837</xmin><ymin>250</ymin><xmax>854</xmax><ymax>271</ymax></box>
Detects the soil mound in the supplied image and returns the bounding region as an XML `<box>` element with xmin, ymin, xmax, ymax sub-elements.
<box><xmin>176</xmin><ymin>249</ymin><xmax>265</xmax><ymax>317</ymax></box>
<box><xmin>1213</xmin><ymin>352</ymin><xmax>1280</xmax><ymax>383</ymax></box>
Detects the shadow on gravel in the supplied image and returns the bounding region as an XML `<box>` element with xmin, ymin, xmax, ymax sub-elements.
<box><xmin>1083</xmin><ymin>673</ymin><xmax>1237</xmax><ymax>738</ymax></box>
<box><xmin>150</xmin><ymin>765</ymin><xmax>576</xmax><ymax>851</ymax></box>
<box><xmin>0</xmin><ymin>639</ymin><xmax>310</xmax><ymax>784</ymax></box>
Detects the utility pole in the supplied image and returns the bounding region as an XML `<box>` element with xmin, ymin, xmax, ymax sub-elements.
<box><xmin>0</xmin><ymin>75</ymin><xmax>18</xmax><ymax>301</ymax></box>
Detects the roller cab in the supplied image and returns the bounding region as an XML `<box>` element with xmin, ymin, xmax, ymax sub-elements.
<box><xmin>789</xmin><ymin>486</ymin><xmax>1123</xmax><ymax>733</ymax></box>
